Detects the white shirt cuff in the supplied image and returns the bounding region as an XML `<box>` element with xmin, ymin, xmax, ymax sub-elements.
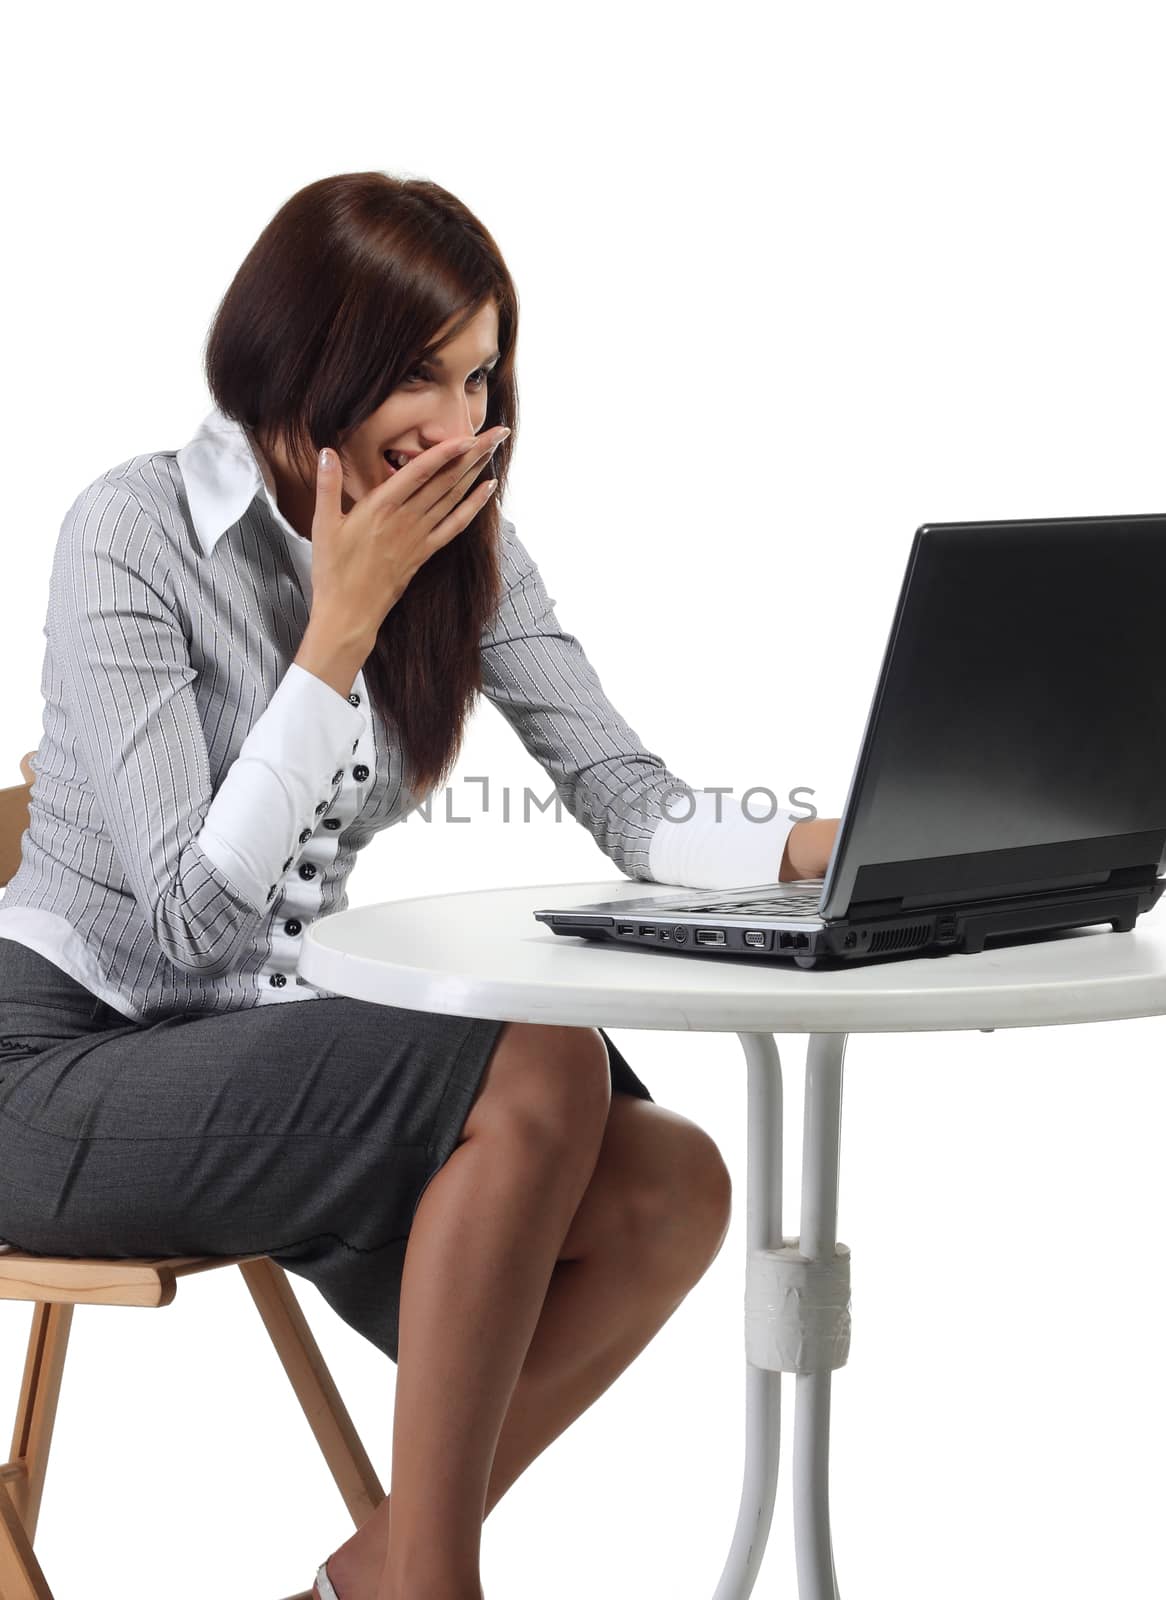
<box><xmin>647</xmin><ymin>789</ymin><xmax>802</xmax><ymax>890</ymax></box>
<box><xmin>199</xmin><ymin>662</ymin><xmax>366</xmax><ymax>912</ymax></box>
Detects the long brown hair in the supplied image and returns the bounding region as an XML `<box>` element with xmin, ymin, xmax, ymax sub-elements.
<box><xmin>203</xmin><ymin>171</ymin><xmax>518</xmax><ymax>798</ymax></box>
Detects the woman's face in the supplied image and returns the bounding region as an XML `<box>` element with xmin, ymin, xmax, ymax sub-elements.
<box><xmin>334</xmin><ymin>300</ymin><xmax>502</xmax><ymax>514</ymax></box>
<box><xmin>261</xmin><ymin>300</ymin><xmax>501</xmax><ymax>538</ymax></box>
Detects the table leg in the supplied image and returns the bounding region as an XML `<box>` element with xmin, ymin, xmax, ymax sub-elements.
<box><xmin>793</xmin><ymin>1032</ymin><xmax>849</xmax><ymax>1600</ymax></box>
<box><xmin>712</xmin><ymin>1031</ymin><xmax>785</xmax><ymax>1600</ymax></box>
<box><xmin>711</xmin><ymin>1032</ymin><xmax>850</xmax><ymax>1600</ymax></box>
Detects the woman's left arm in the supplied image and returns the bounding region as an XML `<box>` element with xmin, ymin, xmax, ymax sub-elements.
<box><xmin>478</xmin><ymin>520</ymin><xmax>805</xmax><ymax>889</ymax></box>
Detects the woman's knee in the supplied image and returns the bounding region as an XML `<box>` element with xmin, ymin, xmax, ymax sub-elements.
<box><xmin>460</xmin><ymin>1021</ymin><xmax>612</xmax><ymax>1152</ymax></box>
<box><xmin>591</xmin><ymin>1100</ymin><xmax>734</xmax><ymax>1279</ymax></box>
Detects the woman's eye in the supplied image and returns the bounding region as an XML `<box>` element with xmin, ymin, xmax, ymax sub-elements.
<box><xmin>406</xmin><ymin>366</ymin><xmax>489</xmax><ymax>390</ymax></box>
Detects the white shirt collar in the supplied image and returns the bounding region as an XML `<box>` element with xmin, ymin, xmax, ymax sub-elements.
<box><xmin>176</xmin><ymin>403</ymin><xmax>306</xmax><ymax>556</ymax></box>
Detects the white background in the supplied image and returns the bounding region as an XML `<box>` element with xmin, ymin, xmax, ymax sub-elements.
<box><xmin>2</xmin><ymin>1</ymin><xmax>1165</xmax><ymax>1596</ymax></box>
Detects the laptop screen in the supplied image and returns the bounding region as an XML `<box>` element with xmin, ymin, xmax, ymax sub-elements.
<box><xmin>820</xmin><ymin>514</ymin><xmax>1166</xmax><ymax>919</ymax></box>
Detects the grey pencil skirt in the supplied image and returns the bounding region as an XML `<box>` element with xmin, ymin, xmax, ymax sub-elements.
<box><xmin>0</xmin><ymin>939</ymin><xmax>653</xmax><ymax>1363</ymax></box>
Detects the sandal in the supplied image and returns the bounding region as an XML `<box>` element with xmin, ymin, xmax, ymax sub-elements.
<box><xmin>313</xmin><ymin>1558</ymin><xmax>341</xmax><ymax>1599</ymax></box>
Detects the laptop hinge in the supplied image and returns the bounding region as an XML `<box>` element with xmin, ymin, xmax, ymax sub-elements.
<box><xmin>848</xmin><ymin>898</ymin><xmax>904</xmax><ymax>919</ymax></box>
<box><xmin>1103</xmin><ymin>863</ymin><xmax>1162</xmax><ymax>890</ymax></box>
<box><xmin>851</xmin><ymin>862</ymin><xmax>1161</xmax><ymax>922</ymax></box>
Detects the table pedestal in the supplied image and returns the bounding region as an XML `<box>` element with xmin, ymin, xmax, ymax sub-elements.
<box><xmin>713</xmin><ymin>1033</ymin><xmax>849</xmax><ymax>1600</ymax></box>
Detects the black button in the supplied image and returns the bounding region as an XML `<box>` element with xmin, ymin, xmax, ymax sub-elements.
<box><xmin>353</xmin><ymin>764</ymin><xmax>370</xmax><ymax>782</ymax></box>
<box><xmin>298</xmin><ymin>828</ymin><xmax>312</xmax><ymax>844</ymax></box>
<box><xmin>269</xmin><ymin>973</ymin><xmax>287</xmax><ymax>988</ymax></box>
<box><xmin>282</xmin><ymin>856</ymin><xmax>293</xmax><ymax>871</ymax></box>
<box><xmin>284</xmin><ymin>918</ymin><xmax>302</xmax><ymax>936</ymax></box>
<box><xmin>315</xmin><ymin>801</ymin><xmax>329</xmax><ymax>815</ymax></box>
<box><xmin>299</xmin><ymin>862</ymin><xmax>317</xmax><ymax>880</ymax></box>
<box><xmin>332</xmin><ymin>770</ymin><xmax>343</xmax><ymax>784</ymax></box>
<box><xmin>323</xmin><ymin>818</ymin><xmax>341</xmax><ymax>830</ymax></box>
<box><xmin>348</xmin><ymin>692</ymin><xmax>361</xmax><ymax>706</ymax></box>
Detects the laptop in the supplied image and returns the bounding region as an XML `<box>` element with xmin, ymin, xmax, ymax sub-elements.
<box><xmin>533</xmin><ymin>513</ymin><xmax>1166</xmax><ymax>969</ymax></box>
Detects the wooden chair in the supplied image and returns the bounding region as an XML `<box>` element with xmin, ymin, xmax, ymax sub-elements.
<box><xmin>0</xmin><ymin>753</ymin><xmax>383</xmax><ymax>1599</ymax></box>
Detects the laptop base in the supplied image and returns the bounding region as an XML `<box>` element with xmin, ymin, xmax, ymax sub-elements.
<box><xmin>538</xmin><ymin>879</ymin><xmax>1164</xmax><ymax>969</ymax></box>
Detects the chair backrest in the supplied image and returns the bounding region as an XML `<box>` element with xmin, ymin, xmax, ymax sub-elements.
<box><xmin>0</xmin><ymin>753</ymin><xmax>37</xmax><ymax>889</ymax></box>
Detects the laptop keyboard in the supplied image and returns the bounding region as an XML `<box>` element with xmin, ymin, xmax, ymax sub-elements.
<box><xmin>650</xmin><ymin>891</ymin><xmax>824</xmax><ymax>919</ymax></box>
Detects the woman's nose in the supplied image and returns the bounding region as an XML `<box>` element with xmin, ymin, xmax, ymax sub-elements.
<box><xmin>432</xmin><ymin>393</ymin><xmax>480</xmax><ymax>440</ymax></box>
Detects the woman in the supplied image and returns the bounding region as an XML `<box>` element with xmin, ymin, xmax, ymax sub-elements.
<box><xmin>0</xmin><ymin>172</ymin><xmax>838</xmax><ymax>1600</ymax></box>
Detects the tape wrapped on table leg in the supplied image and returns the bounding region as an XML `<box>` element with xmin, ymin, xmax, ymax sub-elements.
<box><xmin>745</xmin><ymin>1237</ymin><xmax>852</xmax><ymax>1373</ymax></box>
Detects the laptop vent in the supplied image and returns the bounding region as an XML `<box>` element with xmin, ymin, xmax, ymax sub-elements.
<box><xmin>869</xmin><ymin>923</ymin><xmax>931</xmax><ymax>954</ymax></box>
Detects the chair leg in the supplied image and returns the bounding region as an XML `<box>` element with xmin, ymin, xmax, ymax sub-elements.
<box><xmin>237</xmin><ymin>1259</ymin><xmax>384</xmax><ymax>1528</ymax></box>
<box><xmin>1</xmin><ymin>1300</ymin><xmax>71</xmax><ymax>1600</ymax></box>
<box><xmin>7</xmin><ymin>1302</ymin><xmax>72</xmax><ymax>1540</ymax></box>
<box><xmin>0</xmin><ymin>1480</ymin><xmax>54</xmax><ymax>1600</ymax></box>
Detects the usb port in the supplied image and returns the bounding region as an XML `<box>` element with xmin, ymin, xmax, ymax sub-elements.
<box><xmin>695</xmin><ymin>929</ymin><xmax>726</xmax><ymax>945</ymax></box>
<box><xmin>616</xmin><ymin>923</ymin><xmax>634</xmax><ymax>935</ymax></box>
<box><xmin>638</xmin><ymin>924</ymin><xmax>657</xmax><ymax>938</ymax></box>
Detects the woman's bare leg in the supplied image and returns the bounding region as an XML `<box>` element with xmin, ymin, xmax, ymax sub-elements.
<box><xmin>375</xmin><ymin>1020</ymin><xmax>614</xmax><ymax>1600</ymax></box>
<box><xmin>322</xmin><ymin>1087</ymin><xmax>731</xmax><ymax>1600</ymax></box>
<box><xmin>480</xmin><ymin>1097</ymin><xmax>732</xmax><ymax>1517</ymax></box>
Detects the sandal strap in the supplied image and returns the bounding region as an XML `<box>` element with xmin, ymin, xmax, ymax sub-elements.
<box><xmin>315</xmin><ymin>1560</ymin><xmax>341</xmax><ymax>1600</ymax></box>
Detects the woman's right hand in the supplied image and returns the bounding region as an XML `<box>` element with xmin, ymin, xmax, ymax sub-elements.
<box><xmin>308</xmin><ymin>425</ymin><xmax>510</xmax><ymax>649</ymax></box>
<box><xmin>780</xmin><ymin>817</ymin><xmax>841</xmax><ymax>881</ymax></box>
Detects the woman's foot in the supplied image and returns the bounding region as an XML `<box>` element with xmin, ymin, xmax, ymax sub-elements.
<box><xmin>313</xmin><ymin>1496</ymin><xmax>487</xmax><ymax>1599</ymax></box>
<box><xmin>314</xmin><ymin>1493</ymin><xmax>392</xmax><ymax>1598</ymax></box>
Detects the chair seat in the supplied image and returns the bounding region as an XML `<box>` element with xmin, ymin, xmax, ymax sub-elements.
<box><xmin>0</xmin><ymin>1250</ymin><xmax>267</xmax><ymax>1308</ymax></box>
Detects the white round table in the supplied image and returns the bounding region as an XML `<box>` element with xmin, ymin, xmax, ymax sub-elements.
<box><xmin>299</xmin><ymin>878</ymin><xmax>1166</xmax><ymax>1600</ymax></box>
